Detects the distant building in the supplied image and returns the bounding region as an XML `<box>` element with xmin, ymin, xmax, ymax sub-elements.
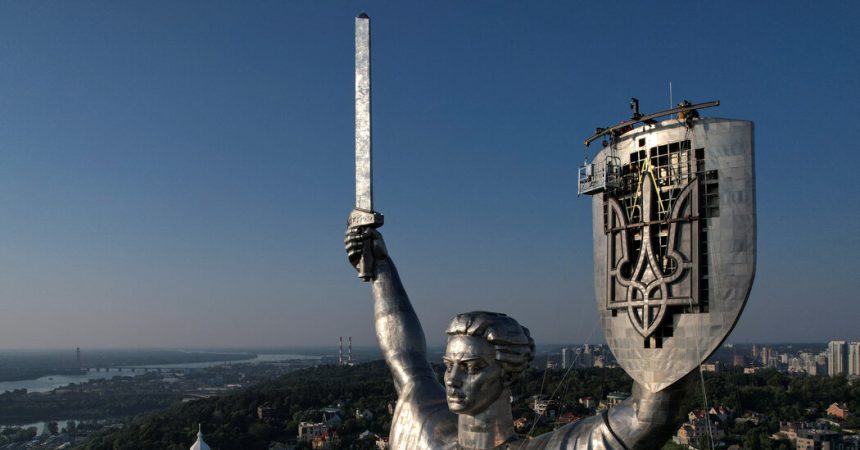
<box><xmin>190</xmin><ymin>425</ymin><xmax>210</xmax><ymax>450</ymax></box>
<box><xmin>768</xmin><ymin>355</ymin><xmax>780</xmax><ymax>369</ymax></box>
<box><xmin>829</xmin><ymin>341</ymin><xmax>848</xmax><ymax>376</ymax></box>
<box><xmin>579</xmin><ymin>396</ymin><xmax>596</xmax><ymax>409</ymax></box>
<box><xmin>675</xmin><ymin>410</ymin><xmax>725</xmax><ymax>447</ymax></box>
<box><xmin>760</xmin><ymin>347</ymin><xmax>772</xmax><ymax>366</ymax></box>
<box><xmin>799</xmin><ymin>352</ymin><xmax>816</xmax><ymax>375</ymax></box>
<box><xmin>530</xmin><ymin>396</ymin><xmax>557</xmax><ymax>418</ymax></box>
<box><xmin>561</xmin><ymin>348</ymin><xmax>571</xmax><ymax>370</ymax></box>
<box><xmin>778</xmin><ymin>421</ymin><xmax>815</xmax><ymax>441</ymax></box>
<box><xmin>321</xmin><ymin>407</ymin><xmax>342</xmax><ymax>426</ymax></box>
<box><xmin>708</xmin><ymin>406</ymin><xmax>732</xmax><ymax>423</ymax></box>
<box><xmin>701</xmin><ymin>362</ymin><xmax>719</xmax><ymax>372</ymax></box>
<box><xmin>796</xmin><ymin>429</ymin><xmax>842</xmax><ymax>450</ymax></box>
<box><xmin>816</xmin><ymin>352</ymin><xmax>828</xmax><ymax>376</ymax></box>
<box><xmin>573</xmin><ymin>347</ymin><xmax>583</xmax><ymax>367</ymax></box>
<box><xmin>606</xmin><ymin>392</ymin><xmax>630</xmax><ymax>408</ymax></box>
<box><xmin>826</xmin><ymin>403</ymin><xmax>850</xmax><ymax>419</ymax></box>
<box><xmin>580</xmin><ymin>346</ymin><xmax>594</xmax><ymax>368</ymax></box>
<box><xmin>776</xmin><ymin>421</ymin><xmax>847</xmax><ymax>450</ymax></box>
<box><xmin>734</xmin><ymin>411</ymin><xmax>766</xmax><ymax>426</ymax></box>
<box><xmin>789</xmin><ymin>357</ymin><xmax>804</xmax><ymax>373</ymax></box>
<box><xmin>513</xmin><ymin>417</ymin><xmax>529</xmax><ymax>432</ymax></box>
<box><xmin>312</xmin><ymin>430</ymin><xmax>341</xmax><ymax>449</ymax></box>
<box><xmin>298</xmin><ymin>422</ymin><xmax>328</xmax><ymax>441</ymax></box>
<box><xmin>258</xmin><ymin>405</ymin><xmax>276</xmax><ymax>420</ymax></box>
<box><xmin>733</xmin><ymin>354</ymin><xmax>745</xmax><ymax>367</ymax></box>
<box><xmin>848</xmin><ymin>342</ymin><xmax>860</xmax><ymax>377</ymax></box>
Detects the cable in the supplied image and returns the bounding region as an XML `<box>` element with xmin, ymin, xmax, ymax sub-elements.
<box><xmin>537</xmin><ymin>358</ymin><xmax>550</xmax><ymax>402</ymax></box>
<box><xmin>516</xmin><ymin>319</ymin><xmax>601</xmax><ymax>449</ymax></box>
<box><xmin>689</xmin><ymin>297</ymin><xmax>715</xmax><ymax>450</ymax></box>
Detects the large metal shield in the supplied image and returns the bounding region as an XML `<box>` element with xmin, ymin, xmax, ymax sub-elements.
<box><xmin>589</xmin><ymin>118</ymin><xmax>755</xmax><ymax>393</ymax></box>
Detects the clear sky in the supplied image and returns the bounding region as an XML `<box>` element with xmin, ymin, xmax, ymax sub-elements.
<box><xmin>0</xmin><ymin>1</ymin><xmax>857</xmax><ymax>349</ymax></box>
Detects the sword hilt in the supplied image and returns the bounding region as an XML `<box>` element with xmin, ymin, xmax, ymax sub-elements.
<box><xmin>348</xmin><ymin>209</ymin><xmax>384</xmax><ymax>282</ymax></box>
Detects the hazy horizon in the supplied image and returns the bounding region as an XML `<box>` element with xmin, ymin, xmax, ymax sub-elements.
<box><xmin>0</xmin><ymin>2</ymin><xmax>858</xmax><ymax>349</ymax></box>
<box><xmin>0</xmin><ymin>341</ymin><xmax>834</xmax><ymax>354</ymax></box>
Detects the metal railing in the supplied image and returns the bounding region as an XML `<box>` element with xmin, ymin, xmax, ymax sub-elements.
<box><xmin>578</xmin><ymin>156</ymin><xmax>622</xmax><ymax>196</ymax></box>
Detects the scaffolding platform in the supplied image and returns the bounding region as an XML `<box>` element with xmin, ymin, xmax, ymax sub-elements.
<box><xmin>578</xmin><ymin>155</ymin><xmax>621</xmax><ymax>195</ymax></box>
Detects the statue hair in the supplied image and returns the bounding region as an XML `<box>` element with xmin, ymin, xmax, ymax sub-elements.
<box><xmin>445</xmin><ymin>311</ymin><xmax>535</xmax><ymax>383</ymax></box>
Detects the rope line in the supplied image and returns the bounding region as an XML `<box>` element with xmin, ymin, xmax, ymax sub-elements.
<box><xmin>516</xmin><ymin>319</ymin><xmax>601</xmax><ymax>449</ymax></box>
<box><xmin>689</xmin><ymin>296</ymin><xmax>715</xmax><ymax>450</ymax></box>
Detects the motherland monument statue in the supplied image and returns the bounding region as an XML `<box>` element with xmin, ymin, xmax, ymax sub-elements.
<box><xmin>346</xmin><ymin>14</ymin><xmax>755</xmax><ymax>450</ymax></box>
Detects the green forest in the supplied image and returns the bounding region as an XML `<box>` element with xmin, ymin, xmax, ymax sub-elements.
<box><xmin>75</xmin><ymin>361</ymin><xmax>860</xmax><ymax>450</ymax></box>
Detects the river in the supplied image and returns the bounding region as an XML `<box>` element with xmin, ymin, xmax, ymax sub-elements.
<box><xmin>0</xmin><ymin>353</ymin><xmax>320</xmax><ymax>394</ymax></box>
<box><xmin>0</xmin><ymin>419</ymin><xmax>80</xmax><ymax>435</ymax></box>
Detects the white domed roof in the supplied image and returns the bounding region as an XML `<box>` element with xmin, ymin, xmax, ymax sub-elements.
<box><xmin>190</xmin><ymin>425</ymin><xmax>210</xmax><ymax>450</ymax></box>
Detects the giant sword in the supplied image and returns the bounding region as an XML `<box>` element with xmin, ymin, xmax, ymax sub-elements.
<box><xmin>349</xmin><ymin>12</ymin><xmax>383</xmax><ymax>281</ymax></box>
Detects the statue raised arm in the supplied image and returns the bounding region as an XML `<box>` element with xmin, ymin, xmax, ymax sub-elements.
<box><xmin>346</xmin><ymin>226</ymin><xmax>458</xmax><ymax>448</ymax></box>
<box><xmin>346</xmin><ymin>226</ymin><xmax>435</xmax><ymax>394</ymax></box>
<box><xmin>345</xmin><ymin>226</ymin><xmax>693</xmax><ymax>450</ymax></box>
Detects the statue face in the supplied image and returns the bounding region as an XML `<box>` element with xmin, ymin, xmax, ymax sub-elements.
<box><xmin>443</xmin><ymin>335</ymin><xmax>505</xmax><ymax>416</ymax></box>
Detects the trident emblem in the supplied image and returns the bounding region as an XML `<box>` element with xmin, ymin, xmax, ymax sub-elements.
<box><xmin>586</xmin><ymin>113</ymin><xmax>753</xmax><ymax>392</ymax></box>
<box><xmin>605</xmin><ymin>164</ymin><xmax>701</xmax><ymax>347</ymax></box>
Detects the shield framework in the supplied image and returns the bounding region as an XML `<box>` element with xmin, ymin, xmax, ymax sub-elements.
<box><xmin>584</xmin><ymin>118</ymin><xmax>755</xmax><ymax>393</ymax></box>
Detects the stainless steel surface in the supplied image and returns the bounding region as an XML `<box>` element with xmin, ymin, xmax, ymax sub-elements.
<box><xmin>591</xmin><ymin>118</ymin><xmax>756</xmax><ymax>393</ymax></box>
<box><xmin>347</xmin><ymin>208</ymin><xmax>384</xmax><ymax>227</ymax></box>
<box><xmin>345</xmin><ymin>19</ymin><xmax>732</xmax><ymax>449</ymax></box>
<box><xmin>355</xmin><ymin>13</ymin><xmax>373</xmax><ymax>212</ymax></box>
<box><xmin>352</xmin><ymin>13</ymin><xmax>383</xmax><ymax>281</ymax></box>
<box><xmin>345</xmin><ymin>230</ymin><xmax>692</xmax><ymax>449</ymax></box>
<box><xmin>347</xmin><ymin>210</ymin><xmax>383</xmax><ymax>281</ymax></box>
<box><xmin>604</xmin><ymin>170</ymin><xmax>698</xmax><ymax>339</ymax></box>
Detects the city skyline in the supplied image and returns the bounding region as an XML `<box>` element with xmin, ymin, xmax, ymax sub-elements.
<box><xmin>0</xmin><ymin>2</ymin><xmax>858</xmax><ymax>349</ymax></box>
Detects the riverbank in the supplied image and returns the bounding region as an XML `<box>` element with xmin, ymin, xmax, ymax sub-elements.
<box><xmin>0</xmin><ymin>354</ymin><xmax>322</xmax><ymax>426</ymax></box>
<box><xmin>0</xmin><ymin>349</ymin><xmax>259</xmax><ymax>386</ymax></box>
<box><xmin>0</xmin><ymin>353</ymin><xmax>318</xmax><ymax>394</ymax></box>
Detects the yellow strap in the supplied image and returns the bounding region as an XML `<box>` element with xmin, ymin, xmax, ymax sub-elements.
<box><xmin>627</xmin><ymin>157</ymin><xmax>666</xmax><ymax>222</ymax></box>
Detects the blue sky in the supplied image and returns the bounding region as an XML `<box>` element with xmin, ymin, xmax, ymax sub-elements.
<box><xmin>0</xmin><ymin>1</ymin><xmax>857</xmax><ymax>349</ymax></box>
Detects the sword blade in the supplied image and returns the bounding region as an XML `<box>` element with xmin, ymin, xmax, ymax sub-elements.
<box><xmin>355</xmin><ymin>13</ymin><xmax>372</xmax><ymax>211</ymax></box>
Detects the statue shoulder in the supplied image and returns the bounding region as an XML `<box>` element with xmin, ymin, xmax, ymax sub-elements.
<box><xmin>518</xmin><ymin>414</ymin><xmax>624</xmax><ymax>450</ymax></box>
<box><xmin>389</xmin><ymin>380</ymin><xmax>457</xmax><ymax>450</ymax></box>
<box><xmin>396</xmin><ymin>372</ymin><xmax>446</xmax><ymax>403</ymax></box>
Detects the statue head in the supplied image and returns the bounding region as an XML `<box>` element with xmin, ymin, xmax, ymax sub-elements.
<box><xmin>443</xmin><ymin>311</ymin><xmax>535</xmax><ymax>415</ymax></box>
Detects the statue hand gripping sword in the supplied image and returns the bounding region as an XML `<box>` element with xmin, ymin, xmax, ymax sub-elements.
<box><xmin>342</xmin><ymin>15</ymin><xmax>742</xmax><ymax>450</ymax></box>
<box><xmin>348</xmin><ymin>12</ymin><xmax>384</xmax><ymax>281</ymax></box>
